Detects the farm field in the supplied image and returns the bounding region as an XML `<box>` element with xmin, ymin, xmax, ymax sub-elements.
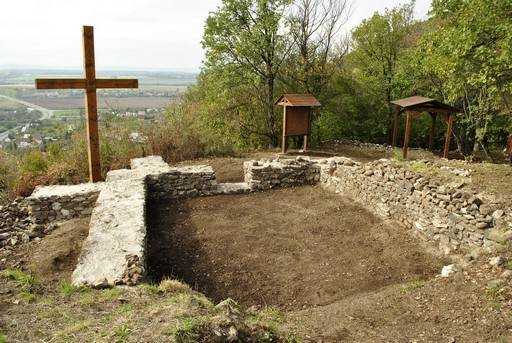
<box><xmin>19</xmin><ymin>95</ymin><xmax>174</xmax><ymax>110</ymax></box>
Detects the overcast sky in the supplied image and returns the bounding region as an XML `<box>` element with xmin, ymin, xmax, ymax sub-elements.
<box><xmin>0</xmin><ymin>0</ymin><xmax>431</xmax><ymax>72</ymax></box>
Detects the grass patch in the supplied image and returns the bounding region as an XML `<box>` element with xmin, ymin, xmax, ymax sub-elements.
<box><xmin>158</xmin><ymin>278</ymin><xmax>192</xmax><ymax>294</ymax></box>
<box><xmin>61</xmin><ymin>282</ymin><xmax>90</xmax><ymax>295</ymax></box>
<box><xmin>17</xmin><ymin>290</ymin><xmax>36</xmax><ymax>303</ymax></box>
<box><xmin>400</xmin><ymin>277</ymin><xmax>425</xmax><ymax>294</ymax></box>
<box><xmin>142</xmin><ymin>283</ymin><xmax>161</xmax><ymax>295</ymax></box>
<box><xmin>54</xmin><ymin>319</ymin><xmax>94</xmax><ymax>341</ymax></box>
<box><xmin>244</xmin><ymin>307</ymin><xmax>284</xmax><ymax>335</ymax></box>
<box><xmin>391</xmin><ymin>149</ymin><xmax>404</xmax><ymax>161</ymax></box>
<box><xmin>38</xmin><ymin>307</ymin><xmax>69</xmax><ymax>320</ymax></box>
<box><xmin>486</xmin><ymin>285</ymin><xmax>505</xmax><ymax>305</ymax></box>
<box><xmin>502</xmin><ymin>260</ymin><xmax>512</xmax><ymax>270</ymax></box>
<box><xmin>410</xmin><ymin>161</ymin><xmax>429</xmax><ymax>172</ymax></box>
<box><xmin>0</xmin><ymin>269</ymin><xmax>35</xmax><ymax>289</ymax></box>
<box><xmin>101</xmin><ymin>287</ymin><xmax>125</xmax><ymax>301</ymax></box>
<box><xmin>162</xmin><ymin>317</ymin><xmax>209</xmax><ymax>342</ymax></box>
<box><xmin>111</xmin><ymin>324</ymin><xmax>131</xmax><ymax>343</ymax></box>
<box><xmin>53</xmin><ymin>109</ymin><xmax>82</xmax><ymax>117</ymax></box>
<box><xmin>0</xmin><ymin>333</ymin><xmax>6</xmax><ymax>343</ymax></box>
<box><xmin>78</xmin><ymin>293</ymin><xmax>96</xmax><ymax>306</ymax></box>
<box><xmin>114</xmin><ymin>303</ymin><xmax>134</xmax><ymax>315</ymax></box>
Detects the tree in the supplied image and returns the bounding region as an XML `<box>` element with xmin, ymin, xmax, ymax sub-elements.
<box><xmin>412</xmin><ymin>0</ymin><xmax>512</xmax><ymax>157</ymax></box>
<box><xmin>201</xmin><ymin>0</ymin><xmax>292</xmax><ymax>147</ymax></box>
<box><xmin>284</xmin><ymin>0</ymin><xmax>350</xmax><ymax>95</ymax></box>
<box><xmin>350</xmin><ymin>2</ymin><xmax>415</xmax><ymax>144</ymax></box>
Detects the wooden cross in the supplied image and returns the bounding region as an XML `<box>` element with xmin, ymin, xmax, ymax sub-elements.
<box><xmin>35</xmin><ymin>26</ymin><xmax>138</xmax><ymax>182</ymax></box>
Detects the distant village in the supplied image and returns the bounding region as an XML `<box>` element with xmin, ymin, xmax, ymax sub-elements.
<box><xmin>0</xmin><ymin>106</ymin><xmax>163</xmax><ymax>151</ymax></box>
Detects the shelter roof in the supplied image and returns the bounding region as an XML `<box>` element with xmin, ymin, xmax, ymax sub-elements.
<box><xmin>276</xmin><ymin>94</ymin><xmax>321</xmax><ymax>107</ymax></box>
<box><xmin>391</xmin><ymin>96</ymin><xmax>459</xmax><ymax>112</ymax></box>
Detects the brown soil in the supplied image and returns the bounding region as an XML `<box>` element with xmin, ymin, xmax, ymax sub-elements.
<box><xmin>146</xmin><ymin>186</ymin><xmax>446</xmax><ymax>310</ymax></box>
<box><xmin>0</xmin><ymin>218</ymin><xmax>89</xmax><ymax>283</ymax></box>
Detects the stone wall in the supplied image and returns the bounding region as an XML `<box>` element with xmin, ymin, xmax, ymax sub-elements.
<box><xmin>26</xmin><ymin>183</ymin><xmax>102</xmax><ymax>224</ymax></box>
<box><xmin>243</xmin><ymin>158</ymin><xmax>320</xmax><ymax>191</ymax></box>
<box><xmin>319</xmin><ymin>157</ymin><xmax>512</xmax><ymax>254</ymax></box>
<box><xmin>146</xmin><ymin>166</ymin><xmax>218</xmax><ymax>199</ymax></box>
<box><xmin>0</xmin><ymin>199</ymin><xmax>32</xmax><ymax>251</ymax></box>
<box><xmin>72</xmin><ymin>178</ymin><xmax>147</xmax><ymax>287</ymax></box>
<box><xmin>107</xmin><ymin>156</ymin><xmax>218</xmax><ymax>199</ymax></box>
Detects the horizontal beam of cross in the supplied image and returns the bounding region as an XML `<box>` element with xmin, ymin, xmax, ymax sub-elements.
<box><xmin>35</xmin><ymin>78</ymin><xmax>138</xmax><ymax>90</ymax></box>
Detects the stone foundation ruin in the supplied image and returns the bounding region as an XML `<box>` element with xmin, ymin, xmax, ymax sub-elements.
<box><xmin>13</xmin><ymin>155</ymin><xmax>512</xmax><ymax>288</ymax></box>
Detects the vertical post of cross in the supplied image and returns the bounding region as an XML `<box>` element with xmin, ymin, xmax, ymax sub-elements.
<box><xmin>82</xmin><ymin>26</ymin><xmax>102</xmax><ymax>182</ymax></box>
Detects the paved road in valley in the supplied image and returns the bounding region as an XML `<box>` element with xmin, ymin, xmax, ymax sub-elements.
<box><xmin>0</xmin><ymin>94</ymin><xmax>55</xmax><ymax>141</ymax></box>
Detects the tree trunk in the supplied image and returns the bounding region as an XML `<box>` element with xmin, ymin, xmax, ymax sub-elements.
<box><xmin>266</xmin><ymin>75</ymin><xmax>277</xmax><ymax>148</ymax></box>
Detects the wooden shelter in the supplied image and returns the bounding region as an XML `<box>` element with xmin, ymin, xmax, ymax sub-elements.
<box><xmin>391</xmin><ymin>96</ymin><xmax>459</xmax><ymax>159</ymax></box>
<box><xmin>276</xmin><ymin>94</ymin><xmax>321</xmax><ymax>153</ymax></box>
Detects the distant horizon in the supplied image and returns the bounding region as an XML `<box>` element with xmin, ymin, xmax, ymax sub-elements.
<box><xmin>0</xmin><ymin>64</ymin><xmax>200</xmax><ymax>74</ymax></box>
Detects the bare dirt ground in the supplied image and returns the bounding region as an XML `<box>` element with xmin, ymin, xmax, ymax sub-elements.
<box><xmin>0</xmin><ymin>219</ymin><xmax>288</xmax><ymax>342</ymax></box>
<box><xmin>147</xmin><ymin>186</ymin><xmax>445</xmax><ymax>311</ymax></box>
<box><xmin>146</xmin><ymin>185</ymin><xmax>512</xmax><ymax>342</ymax></box>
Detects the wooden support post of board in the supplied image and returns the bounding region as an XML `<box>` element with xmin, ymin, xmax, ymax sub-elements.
<box><xmin>83</xmin><ymin>26</ymin><xmax>101</xmax><ymax>182</ymax></box>
<box><xmin>303</xmin><ymin>134</ymin><xmax>308</xmax><ymax>151</ymax></box>
<box><xmin>428</xmin><ymin>112</ymin><xmax>437</xmax><ymax>151</ymax></box>
<box><xmin>392</xmin><ymin>106</ymin><xmax>400</xmax><ymax>147</ymax></box>
<box><xmin>281</xmin><ymin>106</ymin><xmax>287</xmax><ymax>154</ymax></box>
<box><xmin>403</xmin><ymin>111</ymin><xmax>412</xmax><ymax>159</ymax></box>
<box><xmin>443</xmin><ymin>113</ymin><xmax>454</xmax><ymax>159</ymax></box>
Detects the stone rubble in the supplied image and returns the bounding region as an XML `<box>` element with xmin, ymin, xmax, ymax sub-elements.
<box><xmin>322</xmin><ymin>139</ymin><xmax>393</xmax><ymax>152</ymax></box>
<box><xmin>441</xmin><ymin>264</ymin><xmax>460</xmax><ymax>277</ymax></box>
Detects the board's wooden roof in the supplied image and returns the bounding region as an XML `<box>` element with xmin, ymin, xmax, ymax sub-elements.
<box><xmin>391</xmin><ymin>96</ymin><xmax>459</xmax><ymax>112</ymax></box>
<box><xmin>276</xmin><ymin>94</ymin><xmax>321</xmax><ymax>107</ymax></box>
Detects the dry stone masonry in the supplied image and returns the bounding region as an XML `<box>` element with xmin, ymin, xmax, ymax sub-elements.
<box><xmin>3</xmin><ymin>154</ymin><xmax>511</xmax><ymax>287</ymax></box>
<box><xmin>0</xmin><ymin>199</ymin><xmax>33</xmax><ymax>251</ymax></box>
<box><xmin>244</xmin><ymin>157</ymin><xmax>320</xmax><ymax>191</ymax></box>
<box><xmin>319</xmin><ymin>157</ymin><xmax>512</xmax><ymax>254</ymax></box>
<box><xmin>27</xmin><ymin>183</ymin><xmax>103</xmax><ymax>224</ymax></box>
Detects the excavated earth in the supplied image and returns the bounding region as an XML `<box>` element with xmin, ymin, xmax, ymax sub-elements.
<box><xmin>146</xmin><ymin>186</ymin><xmax>446</xmax><ymax>310</ymax></box>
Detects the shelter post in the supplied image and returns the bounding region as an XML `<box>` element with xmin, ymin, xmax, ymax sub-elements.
<box><xmin>281</xmin><ymin>106</ymin><xmax>288</xmax><ymax>154</ymax></box>
<box><xmin>444</xmin><ymin>113</ymin><xmax>454</xmax><ymax>158</ymax></box>
<box><xmin>403</xmin><ymin>111</ymin><xmax>412</xmax><ymax>159</ymax></box>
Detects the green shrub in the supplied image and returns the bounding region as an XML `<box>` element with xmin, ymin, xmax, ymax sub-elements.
<box><xmin>0</xmin><ymin>151</ymin><xmax>18</xmax><ymax>203</ymax></box>
<box><xmin>21</xmin><ymin>151</ymin><xmax>47</xmax><ymax>175</ymax></box>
